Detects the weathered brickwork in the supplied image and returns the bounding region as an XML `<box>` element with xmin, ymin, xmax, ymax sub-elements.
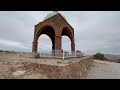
<box><xmin>32</xmin><ymin>13</ymin><xmax>75</xmax><ymax>54</ymax></box>
<box><xmin>23</xmin><ymin>57</ymin><xmax>93</xmax><ymax>79</ymax></box>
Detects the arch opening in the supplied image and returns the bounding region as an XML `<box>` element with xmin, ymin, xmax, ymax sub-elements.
<box><xmin>33</xmin><ymin>26</ymin><xmax>55</xmax><ymax>53</ymax></box>
<box><xmin>62</xmin><ymin>36</ymin><xmax>71</xmax><ymax>51</ymax></box>
<box><xmin>36</xmin><ymin>26</ymin><xmax>55</xmax><ymax>41</ymax></box>
<box><xmin>61</xmin><ymin>27</ymin><xmax>73</xmax><ymax>42</ymax></box>
<box><xmin>38</xmin><ymin>34</ymin><xmax>52</xmax><ymax>52</ymax></box>
<box><xmin>61</xmin><ymin>27</ymin><xmax>75</xmax><ymax>51</ymax></box>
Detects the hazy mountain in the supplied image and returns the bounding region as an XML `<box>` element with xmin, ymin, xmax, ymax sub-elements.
<box><xmin>104</xmin><ymin>54</ymin><xmax>120</xmax><ymax>62</ymax></box>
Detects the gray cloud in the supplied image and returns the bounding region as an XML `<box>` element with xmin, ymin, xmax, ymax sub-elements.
<box><xmin>0</xmin><ymin>11</ymin><xmax>120</xmax><ymax>55</ymax></box>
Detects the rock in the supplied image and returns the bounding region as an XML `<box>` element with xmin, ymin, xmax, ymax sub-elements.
<box><xmin>12</xmin><ymin>70</ymin><xmax>26</xmax><ymax>76</ymax></box>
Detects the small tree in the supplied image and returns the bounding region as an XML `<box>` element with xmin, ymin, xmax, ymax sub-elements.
<box><xmin>34</xmin><ymin>53</ymin><xmax>41</xmax><ymax>59</ymax></box>
<box><xmin>93</xmin><ymin>53</ymin><xmax>105</xmax><ymax>60</ymax></box>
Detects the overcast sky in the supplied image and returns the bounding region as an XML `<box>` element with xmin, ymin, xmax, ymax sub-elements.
<box><xmin>0</xmin><ymin>11</ymin><xmax>120</xmax><ymax>55</ymax></box>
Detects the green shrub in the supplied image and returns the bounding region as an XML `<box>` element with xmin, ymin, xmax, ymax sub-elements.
<box><xmin>93</xmin><ymin>53</ymin><xmax>105</xmax><ymax>60</ymax></box>
<box><xmin>34</xmin><ymin>53</ymin><xmax>41</xmax><ymax>59</ymax></box>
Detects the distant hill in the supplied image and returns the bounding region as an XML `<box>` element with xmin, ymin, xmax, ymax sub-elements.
<box><xmin>104</xmin><ymin>54</ymin><xmax>120</xmax><ymax>63</ymax></box>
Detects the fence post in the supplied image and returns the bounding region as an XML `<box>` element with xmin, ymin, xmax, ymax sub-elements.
<box><xmin>63</xmin><ymin>50</ymin><xmax>64</xmax><ymax>60</ymax></box>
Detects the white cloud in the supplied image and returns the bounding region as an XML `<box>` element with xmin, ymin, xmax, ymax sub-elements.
<box><xmin>0</xmin><ymin>11</ymin><xmax>120</xmax><ymax>55</ymax></box>
<box><xmin>0</xmin><ymin>38</ymin><xmax>29</xmax><ymax>51</ymax></box>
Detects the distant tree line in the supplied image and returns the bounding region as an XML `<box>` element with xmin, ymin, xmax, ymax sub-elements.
<box><xmin>93</xmin><ymin>52</ymin><xmax>107</xmax><ymax>60</ymax></box>
<box><xmin>0</xmin><ymin>50</ymin><xmax>16</xmax><ymax>53</ymax></box>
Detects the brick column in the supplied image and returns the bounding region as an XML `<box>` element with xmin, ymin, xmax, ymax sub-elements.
<box><xmin>55</xmin><ymin>36</ymin><xmax>62</xmax><ymax>50</ymax></box>
<box><xmin>71</xmin><ymin>41</ymin><xmax>75</xmax><ymax>56</ymax></box>
<box><xmin>32</xmin><ymin>40</ymin><xmax>38</xmax><ymax>53</ymax></box>
<box><xmin>71</xmin><ymin>41</ymin><xmax>75</xmax><ymax>51</ymax></box>
<box><xmin>52</xmin><ymin>40</ymin><xmax>55</xmax><ymax>56</ymax></box>
<box><xmin>52</xmin><ymin>38</ymin><xmax>55</xmax><ymax>50</ymax></box>
<box><xmin>55</xmin><ymin>36</ymin><xmax>62</xmax><ymax>56</ymax></box>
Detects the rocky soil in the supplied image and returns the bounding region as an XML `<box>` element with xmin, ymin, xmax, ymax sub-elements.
<box><xmin>0</xmin><ymin>52</ymin><xmax>86</xmax><ymax>79</ymax></box>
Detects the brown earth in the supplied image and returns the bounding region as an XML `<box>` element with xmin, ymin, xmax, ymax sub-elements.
<box><xmin>0</xmin><ymin>52</ymin><xmax>92</xmax><ymax>79</ymax></box>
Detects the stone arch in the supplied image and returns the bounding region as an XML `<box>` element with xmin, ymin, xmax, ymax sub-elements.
<box><xmin>61</xmin><ymin>27</ymin><xmax>75</xmax><ymax>51</ymax></box>
<box><xmin>38</xmin><ymin>34</ymin><xmax>52</xmax><ymax>52</ymax></box>
<box><xmin>32</xmin><ymin>12</ymin><xmax>75</xmax><ymax>54</ymax></box>
<box><xmin>35</xmin><ymin>25</ymin><xmax>55</xmax><ymax>41</ymax></box>
<box><xmin>32</xmin><ymin>25</ymin><xmax>55</xmax><ymax>53</ymax></box>
<box><xmin>61</xmin><ymin>27</ymin><xmax>74</xmax><ymax>42</ymax></box>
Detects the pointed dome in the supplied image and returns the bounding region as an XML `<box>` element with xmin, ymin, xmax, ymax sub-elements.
<box><xmin>44</xmin><ymin>11</ymin><xmax>66</xmax><ymax>20</ymax></box>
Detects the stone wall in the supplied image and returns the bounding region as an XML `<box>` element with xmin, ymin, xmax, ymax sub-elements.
<box><xmin>23</xmin><ymin>57</ymin><xmax>93</xmax><ymax>79</ymax></box>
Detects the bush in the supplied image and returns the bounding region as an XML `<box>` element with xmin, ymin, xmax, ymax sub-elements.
<box><xmin>117</xmin><ymin>59</ymin><xmax>120</xmax><ymax>63</ymax></box>
<box><xmin>0</xmin><ymin>50</ymin><xmax>3</xmax><ymax>52</ymax></box>
<box><xmin>93</xmin><ymin>53</ymin><xmax>105</xmax><ymax>60</ymax></box>
<box><xmin>34</xmin><ymin>53</ymin><xmax>41</xmax><ymax>59</ymax></box>
<box><xmin>57</xmin><ymin>61</ymin><xmax>62</xmax><ymax>63</ymax></box>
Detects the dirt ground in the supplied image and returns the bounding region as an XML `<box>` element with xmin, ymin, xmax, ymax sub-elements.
<box><xmin>84</xmin><ymin>60</ymin><xmax>120</xmax><ymax>79</ymax></box>
<box><xmin>1</xmin><ymin>52</ymin><xmax>119</xmax><ymax>79</ymax></box>
<box><xmin>0</xmin><ymin>52</ymin><xmax>83</xmax><ymax>79</ymax></box>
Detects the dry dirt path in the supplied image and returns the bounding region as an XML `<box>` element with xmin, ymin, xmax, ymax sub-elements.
<box><xmin>84</xmin><ymin>60</ymin><xmax>120</xmax><ymax>79</ymax></box>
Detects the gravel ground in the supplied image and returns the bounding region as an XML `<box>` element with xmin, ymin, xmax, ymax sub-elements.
<box><xmin>85</xmin><ymin>60</ymin><xmax>120</xmax><ymax>79</ymax></box>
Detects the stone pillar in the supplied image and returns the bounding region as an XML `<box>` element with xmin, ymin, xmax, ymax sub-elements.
<box><xmin>55</xmin><ymin>36</ymin><xmax>62</xmax><ymax>50</ymax></box>
<box><xmin>71</xmin><ymin>41</ymin><xmax>75</xmax><ymax>51</ymax></box>
<box><xmin>55</xmin><ymin>36</ymin><xmax>62</xmax><ymax>56</ymax></box>
<box><xmin>52</xmin><ymin>39</ymin><xmax>55</xmax><ymax>50</ymax></box>
<box><xmin>32</xmin><ymin>40</ymin><xmax>38</xmax><ymax>53</ymax></box>
<box><xmin>52</xmin><ymin>41</ymin><xmax>55</xmax><ymax>56</ymax></box>
<box><xmin>71</xmin><ymin>41</ymin><xmax>75</xmax><ymax>56</ymax></box>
